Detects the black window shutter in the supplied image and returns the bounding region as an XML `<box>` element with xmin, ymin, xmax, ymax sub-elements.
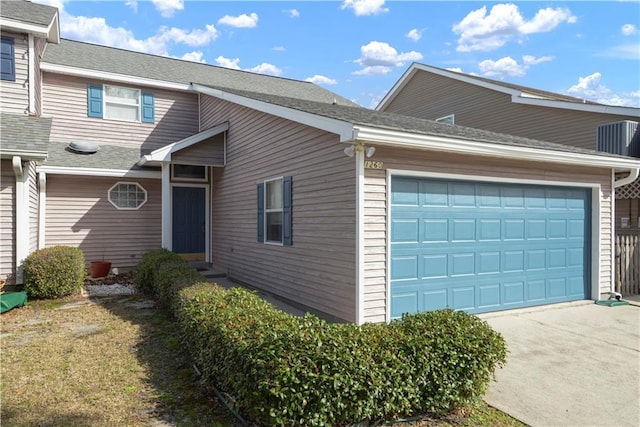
<box><xmin>283</xmin><ymin>176</ymin><xmax>293</xmax><ymax>246</ymax></box>
<box><xmin>257</xmin><ymin>182</ymin><xmax>264</xmax><ymax>242</ymax></box>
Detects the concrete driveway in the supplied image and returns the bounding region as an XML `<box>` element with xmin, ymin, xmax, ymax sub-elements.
<box><xmin>480</xmin><ymin>301</ymin><xmax>640</xmax><ymax>427</ymax></box>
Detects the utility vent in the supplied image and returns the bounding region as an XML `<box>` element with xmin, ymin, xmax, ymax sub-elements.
<box><xmin>597</xmin><ymin>120</ymin><xmax>639</xmax><ymax>157</ymax></box>
<box><xmin>67</xmin><ymin>140</ymin><xmax>99</xmax><ymax>154</ymax></box>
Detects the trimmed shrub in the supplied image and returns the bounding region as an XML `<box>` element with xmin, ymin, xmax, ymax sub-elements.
<box><xmin>138</xmin><ymin>249</ymin><xmax>508</xmax><ymax>426</ymax></box>
<box><xmin>133</xmin><ymin>248</ymin><xmax>185</xmax><ymax>296</ymax></box>
<box><xmin>23</xmin><ymin>246</ymin><xmax>85</xmax><ymax>299</ymax></box>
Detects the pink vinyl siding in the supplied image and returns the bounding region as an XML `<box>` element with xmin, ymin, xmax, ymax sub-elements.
<box><xmin>200</xmin><ymin>95</ymin><xmax>358</xmax><ymax>322</ymax></box>
<box><xmin>172</xmin><ymin>133</ymin><xmax>225</xmax><ymax>166</ymax></box>
<box><xmin>0</xmin><ymin>160</ymin><xmax>16</xmax><ymax>284</ymax></box>
<box><xmin>45</xmin><ymin>175</ymin><xmax>161</xmax><ymax>269</ymax></box>
<box><xmin>0</xmin><ymin>31</ymin><xmax>29</xmax><ymax>114</ymax></box>
<box><xmin>382</xmin><ymin>71</ymin><xmax>638</xmax><ymax>151</ymax></box>
<box><xmin>42</xmin><ymin>73</ymin><xmax>200</xmax><ymax>152</ymax></box>
<box><xmin>362</xmin><ymin>146</ymin><xmax>613</xmax><ymax>323</ymax></box>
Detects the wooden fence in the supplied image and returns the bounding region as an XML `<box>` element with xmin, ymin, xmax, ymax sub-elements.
<box><xmin>615</xmin><ymin>233</ymin><xmax>640</xmax><ymax>296</ymax></box>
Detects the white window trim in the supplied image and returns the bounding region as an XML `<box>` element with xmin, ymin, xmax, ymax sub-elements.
<box><xmin>171</xmin><ymin>164</ymin><xmax>208</xmax><ymax>182</ymax></box>
<box><xmin>108</xmin><ymin>181</ymin><xmax>148</xmax><ymax>210</ymax></box>
<box><xmin>103</xmin><ymin>84</ymin><xmax>141</xmax><ymax>123</ymax></box>
<box><xmin>264</xmin><ymin>176</ymin><xmax>284</xmax><ymax>246</ymax></box>
<box><xmin>435</xmin><ymin>114</ymin><xmax>455</xmax><ymax>125</ymax></box>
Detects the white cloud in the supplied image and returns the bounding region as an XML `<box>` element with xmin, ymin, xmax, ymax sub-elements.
<box><xmin>305</xmin><ymin>75</ymin><xmax>338</xmax><ymax>85</ymax></box>
<box><xmin>341</xmin><ymin>0</ymin><xmax>388</xmax><ymax>16</ymax></box>
<box><xmin>272</xmin><ymin>46</ymin><xmax>286</xmax><ymax>52</ymax></box>
<box><xmin>247</xmin><ymin>63</ymin><xmax>282</xmax><ymax>76</ymax></box>
<box><xmin>151</xmin><ymin>0</ymin><xmax>184</xmax><ymax>18</ymax></box>
<box><xmin>621</xmin><ymin>24</ymin><xmax>638</xmax><ymax>36</ymax></box>
<box><xmin>478</xmin><ymin>55</ymin><xmax>554</xmax><ymax>79</ymax></box>
<box><xmin>599</xmin><ymin>43</ymin><xmax>640</xmax><ymax>60</ymax></box>
<box><xmin>215</xmin><ymin>56</ymin><xmax>282</xmax><ymax>76</ymax></box>
<box><xmin>354</xmin><ymin>41</ymin><xmax>422</xmax><ymax>75</ymax></box>
<box><xmin>446</xmin><ymin>67</ymin><xmax>464</xmax><ymax>73</ymax></box>
<box><xmin>479</xmin><ymin>57</ymin><xmax>526</xmax><ymax>78</ymax></box>
<box><xmin>179</xmin><ymin>51</ymin><xmax>206</xmax><ymax>63</ymax></box>
<box><xmin>215</xmin><ymin>56</ymin><xmax>241</xmax><ymax>69</ymax></box>
<box><xmin>217</xmin><ymin>13</ymin><xmax>259</xmax><ymax>29</ymax></box>
<box><xmin>284</xmin><ymin>9</ymin><xmax>300</xmax><ymax>18</ymax></box>
<box><xmin>406</xmin><ymin>28</ymin><xmax>422</xmax><ymax>42</ymax></box>
<box><xmin>567</xmin><ymin>72</ymin><xmax>640</xmax><ymax>107</ymax></box>
<box><xmin>125</xmin><ymin>0</ymin><xmax>137</xmax><ymax>13</ymax></box>
<box><xmin>453</xmin><ymin>4</ymin><xmax>576</xmax><ymax>52</ymax></box>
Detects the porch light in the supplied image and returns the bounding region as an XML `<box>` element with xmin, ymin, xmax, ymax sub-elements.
<box><xmin>343</xmin><ymin>143</ymin><xmax>376</xmax><ymax>158</ymax></box>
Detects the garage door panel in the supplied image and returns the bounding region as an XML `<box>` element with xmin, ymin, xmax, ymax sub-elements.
<box><xmin>390</xmin><ymin>177</ymin><xmax>590</xmax><ymax>318</ymax></box>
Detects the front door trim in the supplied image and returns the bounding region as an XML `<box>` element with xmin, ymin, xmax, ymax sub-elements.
<box><xmin>170</xmin><ymin>182</ymin><xmax>210</xmax><ymax>262</ymax></box>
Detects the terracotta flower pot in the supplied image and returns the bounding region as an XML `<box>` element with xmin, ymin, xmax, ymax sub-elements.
<box><xmin>90</xmin><ymin>261</ymin><xmax>112</xmax><ymax>278</ymax></box>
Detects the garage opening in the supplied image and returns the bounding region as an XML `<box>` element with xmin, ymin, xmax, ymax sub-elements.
<box><xmin>390</xmin><ymin>177</ymin><xmax>590</xmax><ymax>319</ymax></box>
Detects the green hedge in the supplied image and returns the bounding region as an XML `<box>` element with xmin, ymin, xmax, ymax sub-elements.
<box><xmin>136</xmin><ymin>250</ymin><xmax>508</xmax><ymax>426</ymax></box>
<box><xmin>23</xmin><ymin>245</ymin><xmax>86</xmax><ymax>299</ymax></box>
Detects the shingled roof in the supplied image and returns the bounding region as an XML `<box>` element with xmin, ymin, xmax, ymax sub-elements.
<box><xmin>42</xmin><ymin>39</ymin><xmax>358</xmax><ymax>106</ymax></box>
<box><xmin>0</xmin><ymin>113</ymin><xmax>51</xmax><ymax>157</ymax></box>
<box><xmin>0</xmin><ymin>0</ymin><xmax>57</xmax><ymax>27</ymax></box>
<box><xmin>206</xmin><ymin>86</ymin><xmax>636</xmax><ymax>161</ymax></box>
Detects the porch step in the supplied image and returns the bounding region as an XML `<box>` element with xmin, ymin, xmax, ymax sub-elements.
<box><xmin>189</xmin><ymin>262</ymin><xmax>227</xmax><ymax>280</ymax></box>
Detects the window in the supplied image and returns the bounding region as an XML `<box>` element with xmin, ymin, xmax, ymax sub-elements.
<box><xmin>108</xmin><ymin>182</ymin><xmax>147</xmax><ymax>210</ymax></box>
<box><xmin>257</xmin><ymin>176</ymin><xmax>292</xmax><ymax>245</ymax></box>
<box><xmin>436</xmin><ymin>114</ymin><xmax>455</xmax><ymax>125</ymax></box>
<box><xmin>1</xmin><ymin>36</ymin><xmax>15</xmax><ymax>81</ymax></box>
<box><xmin>171</xmin><ymin>164</ymin><xmax>207</xmax><ymax>181</ymax></box>
<box><xmin>87</xmin><ymin>83</ymin><xmax>154</xmax><ymax>123</ymax></box>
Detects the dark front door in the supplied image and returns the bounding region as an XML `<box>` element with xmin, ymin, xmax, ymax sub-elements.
<box><xmin>172</xmin><ymin>186</ymin><xmax>206</xmax><ymax>260</ymax></box>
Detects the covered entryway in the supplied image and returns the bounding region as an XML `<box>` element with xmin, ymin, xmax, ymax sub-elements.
<box><xmin>172</xmin><ymin>186</ymin><xmax>206</xmax><ymax>261</ymax></box>
<box><xmin>390</xmin><ymin>176</ymin><xmax>590</xmax><ymax>319</ymax></box>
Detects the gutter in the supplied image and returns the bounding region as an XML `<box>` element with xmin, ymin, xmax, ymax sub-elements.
<box><xmin>613</xmin><ymin>167</ymin><xmax>640</xmax><ymax>188</ymax></box>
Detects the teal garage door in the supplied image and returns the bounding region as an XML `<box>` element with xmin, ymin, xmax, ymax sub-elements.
<box><xmin>390</xmin><ymin>177</ymin><xmax>590</xmax><ymax>319</ymax></box>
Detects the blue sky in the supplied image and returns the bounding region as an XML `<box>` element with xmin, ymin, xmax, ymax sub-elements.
<box><xmin>35</xmin><ymin>1</ymin><xmax>640</xmax><ymax>108</ymax></box>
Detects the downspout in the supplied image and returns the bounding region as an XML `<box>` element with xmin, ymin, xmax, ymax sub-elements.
<box><xmin>12</xmin><ymin>156</ymin><xmax>27</xmax><ymax>283</ymax></box>
<box><xmin>38</xmin><ymin>171</ymin><xmax>46</xmax><ymax>249</ymax></box>
<box><xmin>611</xmin><ymin>167</ymin><xmax>640</xmax><ymax>295</ymax></box>
<box><xmin>613</xmin><ymin>168</ymin><xmax>639</xmax><ymax>188</ymax></box>
<box><xmin>28</xmin><ymin>34</ymin><xmax>35</xmax><ymax>114</ymax></box>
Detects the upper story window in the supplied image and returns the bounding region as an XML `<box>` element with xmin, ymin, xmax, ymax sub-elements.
<box><xmin>87</xmin><ymin>83</ymin><xmax>154</xmax><ymax>123</ymax></box>
<box><xmin>1</xmin><ymin>36</ymin><xmax>16</xmax><ymax>81</ymax></box>
<box><xmin>105</xmin><ymin>85</ymin><xmax>140</xmax><ymax>121</ymax></box>
<box><xmin>257</xmin><ymin>176</ymin><xmax>293</xmax><ymax>245</ymax></box>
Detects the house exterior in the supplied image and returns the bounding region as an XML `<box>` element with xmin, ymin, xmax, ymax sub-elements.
<box><xmin>2</xmin><ymin>1</ymin><xmax>640</xmax><ymax>323</ymax></box>
<box><xmin>376</xmin><ymin>62</ymin><xmax>640</xmax><ymax>234</ymax></box>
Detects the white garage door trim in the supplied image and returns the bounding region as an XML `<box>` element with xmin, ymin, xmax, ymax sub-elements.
<box><xmin>385</xmin><ymin>169</ymin><xmax>602</xmax><ymax>323</ymax></box>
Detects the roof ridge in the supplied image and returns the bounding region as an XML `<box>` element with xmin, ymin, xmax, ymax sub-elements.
<box><xmin>56</xmin><ymin>38</ymin><xmax>318</xmax><ymax>87</ymax></box>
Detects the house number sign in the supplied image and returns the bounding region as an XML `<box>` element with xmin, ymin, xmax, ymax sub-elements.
<box><xmin>364</xmin><ymin>161</ymin><xmax>384</xmax><ymax>169</ymax></box>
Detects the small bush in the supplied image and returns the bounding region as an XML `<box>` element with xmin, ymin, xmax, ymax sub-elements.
<box><xmin>133</xmin><ymin>248</ymin><xmax>185</xmax><ymax>296</ymax></box>
<box><xmin>23</xmin><ymin>246</ymin><xmax>85</xmax><ymax>299</ymax></box>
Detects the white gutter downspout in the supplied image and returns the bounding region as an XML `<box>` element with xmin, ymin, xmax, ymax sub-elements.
<box><xmin>611</xmin><ymin>167</ymin><xmax>639</xmax><ymax>295</ymax></box>
<box><xmin>12</xmin><ymin>156</ymin><xmax>27</xmax><ymax>283</ymax></box>
<box><xmin>613</xmin><ymin>168</ymin><xmax>640</xmax><ymax>188</ymax></box>
<box><xmin>28</xmin><ymin>34</ymin><xmax>35</xmax><ymax>114</ymax></box>
<box><xmin>161</xmin><ymin>163</ymin><xmax>172</xmax><ymax>250</ymax></box>
<box><xmin>38</xmin><ymin>172</ymin><xmax>46</xmax><ymax>249</ymax></box>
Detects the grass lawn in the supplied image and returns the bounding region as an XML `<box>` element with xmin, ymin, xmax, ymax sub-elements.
<box><xmin>0</xmin><ymin>291</ymin><xmax>525</xmax><ymax>427</ymax></box>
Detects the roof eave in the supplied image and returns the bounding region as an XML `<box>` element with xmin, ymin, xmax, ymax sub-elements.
<box><xmin>40</xmin><ymin>62</ymin><xmax>193</xmax><ymax>91</ymax></box>
<box><xmin>1</xmin><ymin>149</ymin><xmax>48</xmax><ymax>161</ymax></box>
<box><xmin>140</xmin><ymin>121</ymin><xmax>230</xmax><ymax>165</ymax></box>
<box><xmin>353</xmin><ymin>125</ymin><xmax>640</xmax><ymax>171</ymax></box>
<box><xmin>0</xmin><ymin>13</ymin><xmax>59</xmax><ymax>43</ymax></box>
<box><xmin>190</xmin><ymin>83</ymin><xmax>357</xmax><ymax>142</ymax></box>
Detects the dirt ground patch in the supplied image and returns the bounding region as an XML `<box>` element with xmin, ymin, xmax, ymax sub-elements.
<box><xmin>0</xmin><ymin>292</ymin><xmax>234</xmax><ymax>426</ymax></box>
